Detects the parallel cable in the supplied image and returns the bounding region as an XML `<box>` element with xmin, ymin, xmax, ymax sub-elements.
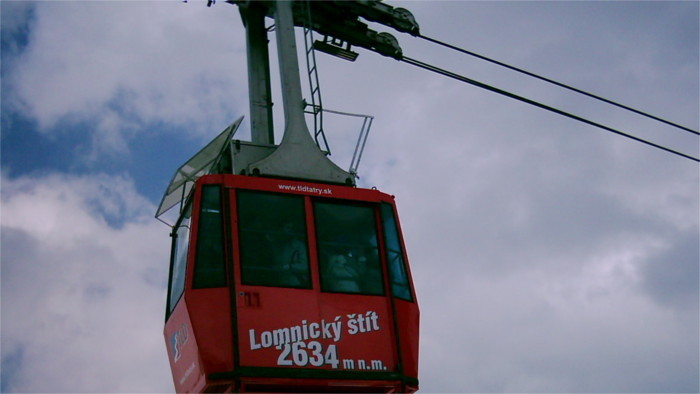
<box><xmin>418</xmin><ymin>34</ymin><xmax>700</xmax><ymax>136</ymax></box>
<box><xmin>401</xmin><ymin>56</ymin><xmax>699</xmax><ymax>163</ymax></box>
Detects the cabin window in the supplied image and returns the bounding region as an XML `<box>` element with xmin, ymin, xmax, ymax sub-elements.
<box><xmin>168</xmin><ymin>203</ymin><xmax>192</xmax><ymax>314</ymax></box>
<box><xmin>315</xmin><ymin>201</ymin><xmax>384</xmax><ymax>295</ymax></box>
<box><xmin>381</xmin><ymin>203</ymin><xmax>412</xmax><ymax>301</ymax></box>
<box><xmin>193</xmin><ymin>185</ymin><xmax>226</xmax><ymax>288</ymax></box>
<box><xmin>237</xmin><ymin>191</ymin><xmax>311</xmax><ymax>288</ymax></box>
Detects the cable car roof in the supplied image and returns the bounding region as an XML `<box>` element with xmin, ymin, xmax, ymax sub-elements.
<box><xmin>155</xmin><ymin>117</ymin><xmax>243</xmax><ymax>223</ymax></box>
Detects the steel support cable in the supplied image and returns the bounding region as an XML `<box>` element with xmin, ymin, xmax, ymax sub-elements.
<box><xmin>418</xmin><ymin>35</ymin><xmax>700</xmax><ymax>137</ymax></box>
<box><xmin>401</xmin><ymin>56</ymin><xmax>699</xmax><ymax>163</ymax></box>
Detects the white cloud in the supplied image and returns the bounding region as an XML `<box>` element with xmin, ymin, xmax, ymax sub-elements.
<box><xmin>6</xmin><ymin>1</ymin><xmax>249</xmax><ymax>152</ymax></box>
<box><xmin>1</xmin><ymin>173</ymin><xmax>173</xmax><ymax>392</ymax></box>
<box><xmin>415</xmin><ymin>249</ymin><xmax>697</xmax><ymax>392</ymax></box>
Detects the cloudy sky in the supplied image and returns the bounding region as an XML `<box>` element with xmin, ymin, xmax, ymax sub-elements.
<box><xmin>1</xmin><ymin>1</ymin><xmax>698</xmax><ymax>392</ymax></box>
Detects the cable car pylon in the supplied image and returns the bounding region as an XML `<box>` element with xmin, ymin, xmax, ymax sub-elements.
<box><xmin>157</xmin><ymin>1</ymin><xmax>421</xmax><ymax>392</ymax></box>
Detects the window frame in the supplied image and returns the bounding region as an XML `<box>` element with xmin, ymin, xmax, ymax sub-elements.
<box><xmin>380</xmin><ymin>202</ymin><xmax>414</xmax><ymax>302</ymax></box>
<box><xmin>165</xmin><ymin>200</ymin><xmax>193</xmax><ymax>318</ymax></box>
<box><xmin>236</xmin><ymin>189</ymin><xmax>313</xmax><ymax>289</ymax></box>
<box><xmin>313</xmin><ymin>199</ymin><xmax>386</xmax><ymax>296</ymax></box>
<box><xmin>192</xmin><ymin>184</ymin><xmax>228</xmax><ymax>289</ymax></box>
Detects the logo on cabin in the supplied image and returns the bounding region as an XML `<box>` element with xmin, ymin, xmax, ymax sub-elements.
<box><xmin>170</xmin><ymin>323</ymin><xmax>189</xmax><ymax>363</ymax></box>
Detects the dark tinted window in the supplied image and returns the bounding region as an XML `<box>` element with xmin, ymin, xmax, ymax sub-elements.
<box><xmin>168</xmin><ymin>203</ymin><xmax>192</xmax><ymax>313</ymax></box>
<box><xmin>315</xmin><ymin>201</ymin><xmax>383</xmax><ymax>295</ymax></box>
<box><xmin>193</xmin><ymin>185</ymin><xmax>226</xmax><ymax>288</ymax></box>
<box><xmin>237</xmin><ymin>191</ymin><xmax>311</xmax><ymax>288</ymax></box>
<box><xmin>381</xmin><ymin>203</ymin><xmax>412</xmax><ymax>301</ymax></box>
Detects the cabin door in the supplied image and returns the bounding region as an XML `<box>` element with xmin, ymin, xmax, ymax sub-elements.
<box><xmin>232</xmin><ymin>190</ymin><xmax>321</xmax><ymax>370</ymax></box>
<box><xmin>231</xmin><ymin>189</ymin><xmax>398</xmax><ymax>374</ymax></box>
<box><xmin>311</xmin><ymin>199</ymin><xmax>398</xmax><ymax>373</ymax></box>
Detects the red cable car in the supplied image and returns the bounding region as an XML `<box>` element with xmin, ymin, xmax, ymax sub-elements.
<box><xmin>157</xmin><ymin>2</ymin><xmax>419</xmax><ymax>391</ymax></box>
<box><xmin>160</xmin><ymin>171</ymin><xmax>418</xmax><ymax>392</ymax></box>
<box><xmin>157</xmin><ymin>119</ymin><xmax>419</xmax><ymax>392</ymax></box>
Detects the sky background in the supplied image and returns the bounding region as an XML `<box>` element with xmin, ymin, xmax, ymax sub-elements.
<box><xmin>1</xmin><ymin>1</ymin><xmax>698</xmax><ymax>392</ymax></box>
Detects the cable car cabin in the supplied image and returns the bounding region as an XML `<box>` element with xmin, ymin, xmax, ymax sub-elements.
<box><xmin>163</xmin><ymin>174</ymin><xmax>419</xmax><ymax>393</ymax></box>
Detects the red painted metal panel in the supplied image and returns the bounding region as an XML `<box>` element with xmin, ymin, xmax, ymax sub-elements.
<box><xmin>394</xmin><ymin>298</ymin><xmax>420</xmax><ymax>378</ymax></box>
<box><xmin>236</xmin><ymin>286</ymin><xmax>321</xmax><ymax>368</ymax></box>
<box><xmin>236</xmin><ymin>289</ymin><xmax>397</xmax><ymax>372</ymax></box>
<box><xmin>199</xmin><ymin>174</ymin><xmax>391</xmax><ymax>203</ymax></box>
<box><xmin>317</xmin><ymin>293</ymin><xmax>398</xmax><ymax>372</ymax></box>
<box><xmin>187</xmin><ymin>288</ymin><xmax>234</xmax><ymax>374</ymax></box>
<box><xmin>164</xmin><ymin>299</ymin><xmax>206</xmax><ymax>393</ymax></box>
